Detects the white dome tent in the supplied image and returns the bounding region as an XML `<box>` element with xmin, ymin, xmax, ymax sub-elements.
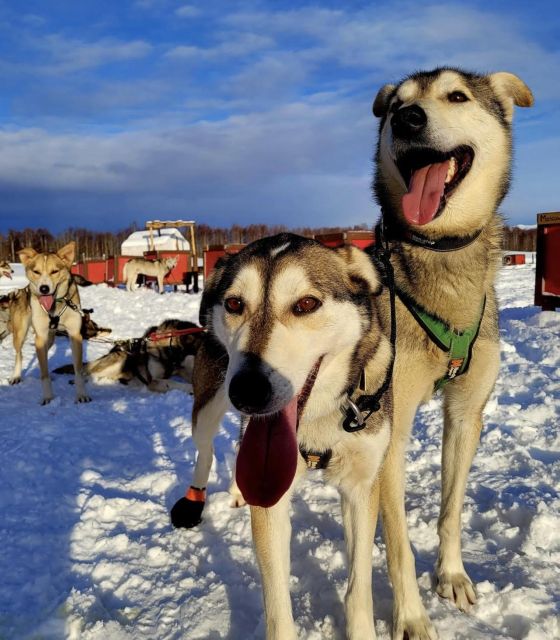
<box><xmin>120</xmin><ymin>227</ymin><xmax>190</xmax><ymax>257</ymax></box>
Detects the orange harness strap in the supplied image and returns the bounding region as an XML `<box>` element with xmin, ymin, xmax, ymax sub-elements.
<box><xmin>185</xmin><ymin>486</ymin><xmax>206</xmax><ymax>502</ymax></box>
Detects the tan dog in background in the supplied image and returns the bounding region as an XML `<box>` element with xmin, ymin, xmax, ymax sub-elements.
<box><xmin>123</xmin><ymin>256</ymin><xmax>178</xmax><ymax>293</ymax></box>
<box><xmin>13</xmin><ymin>241</ymin><xmax>90</xmax><ymax>404</ymax></box>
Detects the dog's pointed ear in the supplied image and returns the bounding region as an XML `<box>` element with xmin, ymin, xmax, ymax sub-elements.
<box><xmin>57</xmin><ymin>241</ymin><xmax>76</xmax><ymax>267</ymax></box>
<box><xmin>488</xmin><ymin>72</ymin><xmax>534</xmax><ymax>122</ymax></box>
<box><xmin>373</xmin><ymin>84</ymin><xmax>396</xmax><ymax>118</ymax></box>
<box><xmin>335</xmin><ymin>246</ymin><xmax>382</xmax><ymax>295</ymax></box>
<box><xmin>199</xmin><ymin>255</ymin><xmax>232</xmax><ymax>327</ymax></box>
<box><xmin>18</xmin><ymin>247</ymin><xmax>37</xmax><ymax>266</ymax></box>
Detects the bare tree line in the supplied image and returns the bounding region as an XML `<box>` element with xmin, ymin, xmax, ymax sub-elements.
<box><xmin>0</xmin><ymin>223</ymin><xmax>537</xmax><ymax>262</ymax></box>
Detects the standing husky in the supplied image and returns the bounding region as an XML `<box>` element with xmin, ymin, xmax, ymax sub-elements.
<box><xmin>123</xmin><ymin>256</ymin><xmax>178</xmax><ymax>293</ymax></box>
<box><xmin>13</xmin><ymin>242</ymin><xmax>90</xmax><ymax>404</ymax></box>
<box><xmin>173</xmin><ymin>234</ymin><xmax>394</xmax><ymax>639</ymax></box>
<box><xmin>371</xmin><ymin>68</ymin><xmax>533</xmax><ymax>637</ymax></box>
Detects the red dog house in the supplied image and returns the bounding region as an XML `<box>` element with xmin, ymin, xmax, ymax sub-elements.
<box><xmin>71</xmin><ymin>257</ymin><xmax>115</xmax><ymax>284</ymax></box>
<box><xmin>503</xmin><ymin>253</ymin><xmax>526</xmax><ymax>266</ymax></box>
<box><xmin>535</xmin><ymin>212</ymin><xmax>560</xmax><ymax>310</ymax></box>
<box><xmin>203</xmin><ymin>244</ymin><xmax>246</xmax><ymax>280</ymax></box>
<box><xmin>314</xmin><ymin>230</ymin><xmax>375</xmax><ymax>250</ymax></box>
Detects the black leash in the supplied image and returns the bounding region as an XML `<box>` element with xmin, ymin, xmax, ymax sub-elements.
<box><xmin>341</xmin><ymin>221</ymin><xmax>397</xmax><ymax>432</ymax></box>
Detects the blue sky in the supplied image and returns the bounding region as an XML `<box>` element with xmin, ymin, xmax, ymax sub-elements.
<box><xmin>0</xmin><ymin>0</ymin><xmax>558</xmax><ymax>232</ymax></box>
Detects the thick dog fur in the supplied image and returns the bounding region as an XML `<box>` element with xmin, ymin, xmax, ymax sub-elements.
<box><xmin>0</xmin><ymin>291</ymin><xmax>109</xmax><ymax>344</ymax></box>
<box><xmin>371</xmin><ymin>67</ymin><xmax>533</xmax><ymax>638</ymax></box>
<box><xmin>12</xmin><ymin>242</ymin><xmax>90</xmax><ymax>404</ymax></box>
<box><xmin>123</xmin><ymin>256</ymin><xmax>178</xmax><ymax>293</ymax></box>
<box><xmin>178</xmin><ymin>233</ymin><xmax>394</xmax><ymax>639</ymax></box>
<box><xmin>53</xmin><ymin>319</ymin><xmax>204</xmax><ymax>393</ymax></box>
<box><xmin>0</xmin><ymin>260</ymin><xmax>14</xmax><ymax>280</ymax></box>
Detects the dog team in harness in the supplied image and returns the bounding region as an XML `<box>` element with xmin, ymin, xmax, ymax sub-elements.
<box><xmin>0</xmin><ymin>65</ymin><xmax>533</xmax><ymax>640</ymax></box>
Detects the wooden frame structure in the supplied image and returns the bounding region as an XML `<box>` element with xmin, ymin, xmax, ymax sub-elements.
<box><xmin>145</xmin><ymin>220</ymin><xmax>199</xmax><ymax>292</ymax></box>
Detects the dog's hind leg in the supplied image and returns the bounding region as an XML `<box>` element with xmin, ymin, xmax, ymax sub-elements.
<box><xmin>171</xmin><ymin>385</ymin><xmax>228</xmax><ymax>528</ymax></box>
<box><xmin>69</xmin><ymin>331</ymin><xmax>91</xmax><ymax>403</ymax></box>
<box><xmin>341</xmin><ymin>479</ymin><xmax>379</xmax><ymax>639</ymax></box>
<box><xmin>251</xmin><ymin>492</ymin><xmax>297</xmax><ymax>640</ymax></box>
<box><xmin>436</xmin><ymin>341</ymin><xmax>499</xmax><ymax>611</ymax></box>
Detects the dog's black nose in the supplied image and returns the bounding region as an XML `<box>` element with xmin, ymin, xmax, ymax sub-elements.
<box><xmin>229</xmin><ymin>368</ymin><xmax>273</xmax><ymax>414</ymax></box>
<box><xmin>391</xmin><ymin>104</ymin><xmax>427</xmax><ymax>137</ymax></box>
<box><xmin>39</xmin><ymin>285</ymin><xmax>50</xmax><ymax>294</ymax></box>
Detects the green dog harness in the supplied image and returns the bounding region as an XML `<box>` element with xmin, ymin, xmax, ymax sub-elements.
<box><xmin>397</xmin><ymin>290</ymin><xmax>486</xmax><ymax>391</ymax></box>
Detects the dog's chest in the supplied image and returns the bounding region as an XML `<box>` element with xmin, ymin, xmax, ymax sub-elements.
<box><xmin>298</xmin><ymin>414</ymin><xmax>391</xmax><ymax>487</ymax></box>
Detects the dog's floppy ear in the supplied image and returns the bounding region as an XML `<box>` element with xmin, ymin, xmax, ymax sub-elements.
<box><xmin>57</xmin><ymin>241</ymin><xmax>76</xmax><ymax>267</ymax></box>
<box><xmin>488</xmin><ymin>72</ymin><xmax>534</xmax><ymax>122</ymax></box>
<box><xmin>18</xmin><ymin>247</ymin><xmax>37</xmax><ymax>266</ymax></box>
<box><xmin>373</xmin><ymin>84</ymin><xmax>396</xmax><ymax>118</ymax></box>
<box><xmin>199</xmin><ymin>255</ymin><xmax>232</xmax><ymax>327</ymax></box>
<box><xmin>335</xmin><ymin>245</ymin><xmax>382</xmax><ymax>295</ymax></box>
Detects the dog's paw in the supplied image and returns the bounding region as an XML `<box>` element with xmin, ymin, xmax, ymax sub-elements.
<box><xmin>170</xmin><ymin>497</ymin><xmax>205</xmax><ymax>529</ymax></box>
<box><xmin>393</xmin><ymin>615</ymin><xmax>438</xmax><ymax>640</ymax></box>
<box><xmin>436</xmin><ymin>571</ymin><xmax>477</xmax><ymax>612</ymax></box>
<box><xmin>228</xmin><ymin>482</ymin><xmax>246</xmax><ymax>508</ymax></box>
<box><xmin>76</xmin><ymin>394</ymin><xmax>92</xmax><ymax>403</ymax></box>
<box><xmin>41</xmin><ymin>396</ymin><xmax>53</xmax><ymax>406</ymax></box>
<box><xmin>9</xmin><ymin>376</ymin><xmax>22</xmax><ymax>385</ymax></box>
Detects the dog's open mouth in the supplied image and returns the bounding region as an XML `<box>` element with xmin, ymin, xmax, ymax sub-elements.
<box><xmin>397</xmin><ymin>145</ymin><xmax>474</xmax><ymax>225</ymax></box>
<box><xmin>235</xmin><ymin>358</ymin><xmax>322</xmax><ymax>508</ymax></box>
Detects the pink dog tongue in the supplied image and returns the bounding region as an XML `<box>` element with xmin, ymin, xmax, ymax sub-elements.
<box><xmin>402</xmin><ymin>160</ymin><xmax>450</xmax><ymax>225</ymax></box>
<box><xmin>39</xmin><ymin>295</ymin><xmax>55</xmax><ymax>312</ymax></box>
<box><xmin>236</xmin><ymin>396</ymin><xmax>299</xmax><ymax>508</ymax></box>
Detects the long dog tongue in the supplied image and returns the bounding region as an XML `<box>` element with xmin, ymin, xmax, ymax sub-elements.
<box><xmin>402</xmin><ymin>160</ymin><xmax>450</xmax><ymax>225</ymax></box>
<box><xmin>39</xmin><ymin>295</ymin><xmax>55</xmax><ymax>312</ymax></box>
<box><xmin>236</xmin><ymin>396</ymin><xmax>299</xmax><ymax>508</ymax></box>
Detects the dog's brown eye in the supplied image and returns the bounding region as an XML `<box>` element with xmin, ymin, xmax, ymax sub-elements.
<box><xmin>448</xmin><ymin>91</ymin><xmax>468</xmax><ymax>103</ymax></box>
<box><xmin>50</xmin><ymin>270</ymin><xmax>59</xmax><ymax>275</ymax></box>
<box><xmin>293</xmin><ymin>296</ymin><xmax>321</xmax><ymax>315</ymax></box>
<box><xmin>33</xmin><ymin>269</ymin><xmax>41</xmax><ymax>275</ymax></box>
<box><xmin>224</xmin><ymin>297</ymin><xmax>244</xmax><ymax>314</ymax></box>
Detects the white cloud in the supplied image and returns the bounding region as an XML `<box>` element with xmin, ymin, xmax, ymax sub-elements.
<box><xmin>175</xmin><ymin>5</ymin><xmax>200</xmax><ymax>19</ymax></box>
<box><xmin>165</xmin><ymin>32</ymin><xmax>274</xmax><ymax>61</ymax></box>
<box><xmin>0</xmin><ymin>98</ymin><xmax>378</xmax><ymax>229</ymax></box>
<box><xmin>35</xmin><ymin>35</ymin><xmax>153</xmax><ymax>74</ymax></box>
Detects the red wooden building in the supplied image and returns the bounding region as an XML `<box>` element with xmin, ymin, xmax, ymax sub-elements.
<box><xmin>534</xmin><ymin>212</ymin><xmax>560</xmax><ymax>310</ymax></box>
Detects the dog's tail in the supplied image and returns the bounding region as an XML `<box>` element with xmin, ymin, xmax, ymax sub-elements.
<box><xmin>123</xmin><ymin>261</ymin><xmax>129</xmax><ymax>281</ymax></box>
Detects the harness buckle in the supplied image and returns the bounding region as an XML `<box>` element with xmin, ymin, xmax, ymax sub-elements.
<box><xmin>341</xmin><ymin>396</ymin><xmax>366</xmax><ymax>432</ymax></box>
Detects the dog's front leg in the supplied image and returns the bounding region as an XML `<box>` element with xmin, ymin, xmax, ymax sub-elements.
<box><xmin>251</xmin><ymin>494</ymin><xmax>297</xmax><ymax>640</ymax></box>
<box><xmin>436</xmin><ymin>341</ymin><xmax>499</xmax><ymax>611</ymax></box>
<box><xmin>380</xmin><ymin>436</ymin><xmax>437</xmax><ymax>640</ymax></box>
<box><xmin>69</xmin><ymin>331</ymin><xmax>91</xmax><ymax>403</ymax></box>
<box><xmin>9</xmin><ymin>314</ymin><xmax>30</xmax><ymax>385</ymax></box>
<box><xmin>341</xmin><ymin>480</ymin><xmax>379</xmax><ymax>640</ymax></box>
<box><xmin>35</xmin><ymin>332</ymin><xmax>54</xmax><ymax>404</ymax></box>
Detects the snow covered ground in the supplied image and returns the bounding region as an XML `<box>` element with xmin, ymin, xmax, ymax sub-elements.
<box><xmin>0</xmin><ymin>263</ymin><xmax>558</xmax><ymax>640</ymax></box>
